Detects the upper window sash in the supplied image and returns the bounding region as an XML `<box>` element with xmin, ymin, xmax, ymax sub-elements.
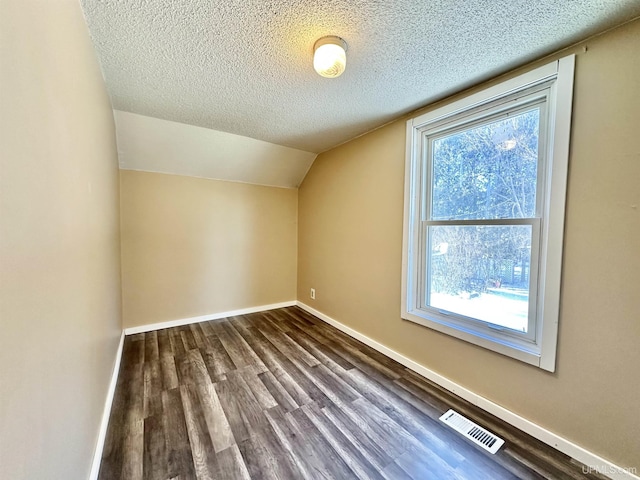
<box><xmin>420</xmin><ymin>88</ymin><xmax>551</xmax><ymax>220</ymax></box>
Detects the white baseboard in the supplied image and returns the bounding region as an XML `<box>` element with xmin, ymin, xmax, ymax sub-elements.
<box><xmin>123</xmin><ymin>301</ymin><xmax>297</xmax><ymax>335</ymax></box>
<box><xmin>89</xmin><ymin>330</ymin><xmax>125</xmax><ymax>480</ymax></box>
<box><xmin>296</xmin><ymin>301</ymin><xmax>638</xmax><ymax>480</ymax></box>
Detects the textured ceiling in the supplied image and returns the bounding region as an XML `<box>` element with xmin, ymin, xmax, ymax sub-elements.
<box><xmin>81</xmin><ymin>0</ymin><xmax>640</xmax><ymax>153</ymax></box>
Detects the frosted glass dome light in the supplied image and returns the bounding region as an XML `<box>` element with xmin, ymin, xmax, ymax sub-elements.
<box><xmin>313</xmin><ymin>36</ymin><xmax>347</xmax><ymax>78</ymax></box>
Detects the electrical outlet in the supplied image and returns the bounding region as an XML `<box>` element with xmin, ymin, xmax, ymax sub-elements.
<box><xmin>310</xmin><ymin>288</ymin><xmax>316</xmax><ymax>300</ymax></box>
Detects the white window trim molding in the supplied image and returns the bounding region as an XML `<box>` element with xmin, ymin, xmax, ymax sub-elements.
<box><xmin>401</xmin><ymin>56</ymin><xmax>575</xmax><ymax>372</ymax></box>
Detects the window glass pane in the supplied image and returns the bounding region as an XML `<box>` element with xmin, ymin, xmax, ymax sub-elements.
<box><xmin>431</xmin><ymin>109</ymin><xmax>539</xmax><ymax>220</ymax></box>
<box><xmin>427</xmin><ymin>225</ymin><xmax>532</xmax><ymax>332</ymax></box>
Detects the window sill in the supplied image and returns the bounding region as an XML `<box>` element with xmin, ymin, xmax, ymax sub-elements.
<box><xmin>402</xmin><ymin>308</ymin><xmax>547</xmax><ymax>370</ymax></box>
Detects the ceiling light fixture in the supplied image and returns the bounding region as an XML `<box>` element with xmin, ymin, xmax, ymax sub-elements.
<box><xmin>313</xmin><ymin>36</ymin><xmax>347</xmax><ymax>78</ymax></box>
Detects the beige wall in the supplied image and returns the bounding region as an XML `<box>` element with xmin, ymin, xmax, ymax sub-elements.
<box><xmin>120</xmin><ymin>170</ymin><xmax>298</xmax><ymax>328</ymax></box>
<box><xmin>0</xmin><ymin>1</ymin><xmax>122</xmax><ymax>479</ymax></box>
<box><xmin>298</xmin><ymin>19</ymin><xmax>640</xmax><ymax>469</ymax></box>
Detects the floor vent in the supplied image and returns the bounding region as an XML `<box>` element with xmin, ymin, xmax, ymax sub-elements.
<box><xmin>439</xmin><ymin>409</ymin><xmax>504</xmax><ymax>454</ymax></box>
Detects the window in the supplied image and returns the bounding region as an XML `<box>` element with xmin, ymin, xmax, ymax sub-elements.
<box><xmin>402</xmin><ymin>57</ymin><xmax>575</xmax><ymax>371</ymax></box>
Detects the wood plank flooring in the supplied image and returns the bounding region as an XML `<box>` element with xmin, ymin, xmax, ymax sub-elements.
<box><xmin>99</xmin><ymin>306</ymin><xmax>604</xmax><ymax>480</ymax></box>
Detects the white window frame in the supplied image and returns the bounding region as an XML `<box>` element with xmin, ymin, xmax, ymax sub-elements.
<box><xmin>401</xmin><ymin>56</ymin><xmax>575</xmax><ymax>372</ymax></box>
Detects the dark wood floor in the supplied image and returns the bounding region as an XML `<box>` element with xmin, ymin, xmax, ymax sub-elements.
<box><xmin>99</xmin><ymin>306</ymin><xmax>603</xmax><ymax>480</ymax></box>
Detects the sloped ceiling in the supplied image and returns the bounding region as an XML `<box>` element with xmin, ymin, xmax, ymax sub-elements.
<box><xmin>81</xmin><ymin>0</ymin><xmax>640</xmax><ymax>181</ymax></box>
<box><xmin>115</xmin><ymin>111</ymin><xmax>316</xmax><ymax>188</ymax></box>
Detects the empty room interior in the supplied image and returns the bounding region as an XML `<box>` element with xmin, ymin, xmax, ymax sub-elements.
<box><xmin>2</xmin><ymin>1</ymin><xmax>640</xmax><ymax>479</ymax></box>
